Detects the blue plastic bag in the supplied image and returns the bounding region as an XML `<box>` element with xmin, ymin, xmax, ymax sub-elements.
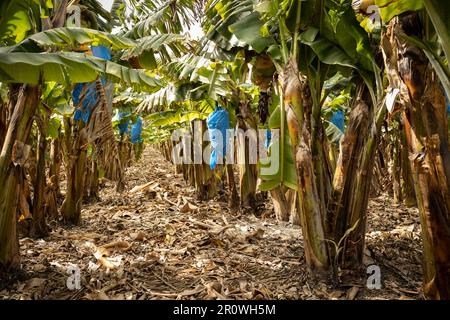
<box><xmin>72</xmin><ymin>45</ymin><xmax>111</xmax><ymax>123</ymax></box>
<box><xmin>330</xmin><ymin>109</ymin><xmax>345</xmax><ymax>133</ymax></box>
<box><xmin>130</xmin><ymin>116</ymin><xmax>143</xmax><ymax>144</ymax></box>
<box><xmin>207</xmin><ymin>106</ymin><xmax>229</xmax><ymax>169</ymax></box>
<box><xmin>91</xmin><ymin>45</ymin><xmax>111</xmax><ymax>60</ymax></box>
<box><xmin>73</xmin><ymin>82</ymin><xmax>99</xmax><ymax>123</ymax></box>
<box><xmin>117</xmin><ymin>112</ymin><xmax>131</xmax><ymax>136</ymax></box>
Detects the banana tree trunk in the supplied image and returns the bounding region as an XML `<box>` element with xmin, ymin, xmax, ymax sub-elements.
<box><xmin>326</xmin><ymin>86</ymin><xmax>370</xmax><ymax>266</ymax></box>
<box><xmin>0</xmin><ymin>85</ymin><xmax>38</xmax><ymax>271</ymax></box>
<box><xmin>340</xmin><ymin>105</ymin><xmax>385</xmax><ymax>270</ymax></box>
<box><xmin>226</xmin><ymin>164</ymin><xmax>239</xmax><ymax>210</ymax></box>
<box><xmin>61</xmin><ymin>118</ymin><xmax>88</xmax><ymax>225</ymax></box>
<box><xmin>400</xmin><ymin>125</ymin><xmax>416</xmax><ymax>206</ymax></box>
<box><xmin>49</xmin><ymin>136</ymin><xmax>61</xmax><ymax>197</ymax></box>
<box><xmin>382</xmin><ymin>13</ymin><xmax>450</xmax><ymax>299</ymax></box>
<box><xmin>269</xmin><ymin>186</ymin><xmax>297</xmax><ymax>223</ymax></box>
<box><xmin>236</xmin><ymin>116</ymin><xmax>258</xmax><ymax>209</ymax></box>
<box><xmin>270</xmin><ymin>187</ymin><xmax>290</xmax><ymax>221</ymax></box>
<box><xmin>30</xmin><ymin>113</ymin><xmax>49</xmax><ymax>238</ymax></box>
<box><xmin>392</xmin><ymin>125</ymin><xmax>403</xmax><ymax>203</ymax></box>
<box><xmin>84</xmin><ymin>157</ymin><xmax>92</xmax><ymax>199</ymax></box>
<box><xmin>133</xmin><ymin>141</ymin><xmax>143</xmax><ymax>161</ymax></box>
<box><xmin>202</xmin><ymin>120</ymin><xmax>217</xmax><ymax>200</ymax></box>
<box><xmin>282</xmin><ymin>58</ymin><xmax>330</xmax><ymax>274</ymax></box>
<box><xmin>0</xmin><ymin>102</ymin><xmax>6</xmax><ymax>148</ymax></box>
<box><xmin>89</xmin><ymin>159</ymin><xmax>100</xmax><ymax>200</ymax></box>
<box><xmin>296</xmin><ymin>126</ymin><xmax>330</xmax><ymax>274</ymax></box>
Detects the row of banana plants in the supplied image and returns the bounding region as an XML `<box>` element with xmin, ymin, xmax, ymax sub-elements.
<box><xmin>0</xmin><ymin>0</ymin><xmax>166</xmax><ymax>273</ymax></box>
<box><xmin>1</xmin><ymin>0</ymin><xmax>449</xmax><ymax>299</ymax></box>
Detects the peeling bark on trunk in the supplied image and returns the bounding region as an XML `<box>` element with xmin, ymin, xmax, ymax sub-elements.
<box><xmin>296</xmin><ymin>126</ymin><xmax>330</xmax><ymax>275</ymax></box>
<box><xmin>0</xmin><ymin>85</ymin><xmax>38</xmax><ymax>271</ymax></box>
<box><xmin>327</xmin><ymin>86</ymin><xmax>370</xmax><ymax>263</ymax></box>
<box><xmin>342</xmin><ymin>106</ymin><xmax>384</xmax><ymax>270</ymax></box>
<box><xmin>392</xmin><ymin>129</ymin><xmax>403</xmax><ymax>204</ymax></box>
<box><xmin>382</xmin><ymin>13</ymin><xmax>450</xmax><ymax>299</ymax></box>
<box><xmin>0</xmin><ymin>102</ymin><xmax>6</xmax><ymax>148</ymax></box>
<box><xmin>400</xmin><ymin>124</ymin><xmax>417</xmax><ymax>206</ymax></box>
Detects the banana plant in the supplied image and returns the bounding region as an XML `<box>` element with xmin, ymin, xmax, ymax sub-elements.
<box><xmin>204</xmin><ymin>0</ymin><xmax>388</xmax><ymax>276</ymax></box>
<box><xmin>375</xmin><ymin>0</ymin><xmax>450</xmax><ymax>300</ymax></box>
<box><xmin>373</xmin><ymin>0</ymin><xmax>450</xmax><ymax>98</ymax></box>
<box><xmin>0</xmin><ymin>0</ymin><xmax>161</xmax><ymax>271</ymax></box>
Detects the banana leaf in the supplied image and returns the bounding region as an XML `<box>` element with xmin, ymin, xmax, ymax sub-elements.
<box><xmin>0</xmin><ymin>52</ymin><xmax>161</xmax><ymax>91</ymax></box>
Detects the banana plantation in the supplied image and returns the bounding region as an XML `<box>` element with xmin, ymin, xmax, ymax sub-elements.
<box><xmin>0</xmin><ymin>0</ymin><xmax>449</xmax><ymax>301</ymax></box>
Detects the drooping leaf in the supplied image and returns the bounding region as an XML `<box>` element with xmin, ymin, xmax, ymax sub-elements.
<box><xmin>9</xmin><ymin>27</ymin><xmax>136</xmax><ymax>52</ymax></box>
<box><xmin>0</xmin><ymin>0</ymin><xmax>40</xmax><ymax>45</ymax></box>
<box><xmin>260</xmin><ymin>105</ymin><xmax>298</xmax><ymax>191</ymax></box>
<box><xmin>0</xmin><ymin>52</ymin><xmax>161</xmax><ymax>91</ymax></box>
<box><xmin>259</xmin><ymin>127</ymin><xmax>298</xmax><ymax>191</ymax></box>
<box><xmin>423</xmin><ymin>0</ymin><xmax>450</xmax><ymax>65</ymax></box>
<box><xmin>146</xmin><ymin>110</ymin><xmax>208</xmax><ymax>126</ymax></box>
<box><xmin>324</xmin><ymin>119</ymin><xmax>344</xmax><ymax>144</ymax></box>
<box><xmin>375</xmin><ymin>0</ymin><xmax>423</xmax><ymax>23</ymax></box>
<box><xmin>300</xmin><ymin>27</ymin><xmax>357</xmax><ymax>69</ymax></box>
<box><xmin>122</xmin><ymin>33</ymin><xmax>187</xmax><ymax>61</ymax></box>
<box><xmin>228</xmin><ymin>12</ymin><xmax>275</xmax><ymax>53</ymax></box>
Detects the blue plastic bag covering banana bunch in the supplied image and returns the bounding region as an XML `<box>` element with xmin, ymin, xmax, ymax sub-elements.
<box><xmin>131</xmin><ymin>116</ymin><xmax>143</xmax><ymax>144</ymax></box>
<box><xmin>72</xmin><ymin>45</ymin><xmax>111</xmax><ymax>123</ymax></box>
<box><xmin>117</xmin><ymin>112</ymin><xmax>131</xmax><ymax>136</ymax></box>
<box><xmin>330</xmin><ymin>109</ymin><xmax>345</xmax><ymax>133</ymax></box>
<box><xmin>207</xmin><ymin>105</ymin><xmax>229</xmax><ymax>169</ymax></box>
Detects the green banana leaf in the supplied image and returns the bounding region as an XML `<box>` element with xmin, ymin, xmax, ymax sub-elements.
<box><xmin>300</xmin><ymin>27</ymin><xmax>357</xmax><ymax>69</ymax></box>
<box><xmin>228</xmin><ymin>11</ymin><xmax>275</xmax><ymax>53</ymax></box>
<box><xmin>324</xmin><ymin>120</ymin><xmax>344</xmax><ymax>145</ymax></box>
<box><xmin>122</xmin><ymin>33</ymin><xmax>186</xmax><ymax>59</ymax></box>
<box><xmin>0</xmin><ymin>52</ymin><xmax>161</xmax><ymax>91</ymax></box>
<box><xmin>146</xmin><ymin>110</ymin><xmax>208</xmax><ymax>127</ymax></box>
<box><xmin>8</xmin><ymin>27</ymin><xmax>136</xmax><ymax>52</ymax></box>
<box><xmin>375</xmin><ymin>0</ymin><xmax>423</xmax><ymax>23</ymax></box>
<box><xmin>259</xmin><ymin>126</ymin><xmax>298</xmax><ymax>192</ymax></box>
<box><xmin>423</xmin><ymin>0</ymin><xmax>450</xmax><ymax>65</ymax></box>
<box><xmin>0</xmin><ymin>0</ymin><xmax>40</xmax><ymax>45</ymax></box>
<box><xmin>260</xmin><ymin>105</ymin><xmax>298</xmax><ymax>191</ymax></box>
<box><xmin>46</xmin><ymin>116</ymin><xmax>62</xmax><ymax>140</ymax></box>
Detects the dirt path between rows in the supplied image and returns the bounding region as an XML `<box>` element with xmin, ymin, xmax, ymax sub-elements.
<box><xmin>0</xmin><ymin>147</ymin><xmax>423</xmax><ymax>300</ymax></box>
